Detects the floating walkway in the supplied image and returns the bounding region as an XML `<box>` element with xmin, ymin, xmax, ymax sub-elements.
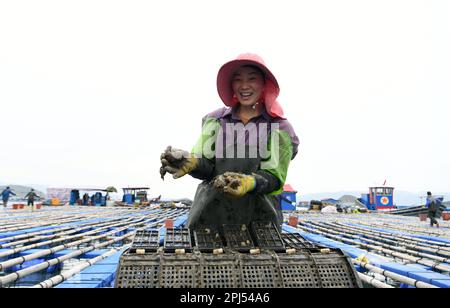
<box><xmin>284</xmin><ymin>212</ymin><xmax>450</xmax><ymax>288</ymax></box>
<box><xmin>1</xmin><ymin>206</ymin><xmax>449</xmax><ymax>288</ymax></box>
<box><xmin>0</xmin><ymin>206</ymin><xmax>188</xmax><ymax>288</ymax></box>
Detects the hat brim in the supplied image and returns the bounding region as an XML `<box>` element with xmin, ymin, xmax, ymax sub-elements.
<box><xmin>217</xmin><ymin>59</ymin><xmax>279</xmax><ymax>107</ymax></box>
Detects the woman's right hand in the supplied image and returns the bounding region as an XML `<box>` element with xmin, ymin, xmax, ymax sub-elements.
<box><xmin>160</xmin><ymin>146</ymin><xmax>198</xmax><ymax>180</ymax></box>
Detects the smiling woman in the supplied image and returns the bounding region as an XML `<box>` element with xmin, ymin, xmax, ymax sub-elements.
<box><xmin>231</xmin><ymin>66</ymin><xmax>266</xmax><ymax>124</ymax></box>
<box><xmin>160</xmin><ymin>53</ymin><xmax>299</xmax><ymax>231</ymax></box>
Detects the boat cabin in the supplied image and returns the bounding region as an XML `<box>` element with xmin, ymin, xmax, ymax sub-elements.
<box><xmin>122</xmin><ymin>187</ymin><xmax>150</xmax><ymax>204</ymax></box>
<box><xmin>361</xmin><ymin>186</ymin><xmax>395</xmax><ymax>210</ymax></box>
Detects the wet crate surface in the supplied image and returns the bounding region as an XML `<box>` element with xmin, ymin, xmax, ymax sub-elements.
<box><xmin>282</xmin><ymin>233</ymin><xmax>317</xmax><ymax>249</ymax></box>
<box><xmin>222</xmin><ymin>224</ymin><xmax>254</xmax><ymax>251</ymax></box>
<box><xmin>250</xmin><ymin>221</ymin><xmax>285</xmax><ymax>251</ymax></box>
<box><xmin>164</xmin><ymin>228</ymin><xmax>192</xmax><ymax>252</ymax></box>
<box><xmin>129</xmin><ymin>230</ymin><xmax>160</xmax><ymax>253</ymax></box>
<box><xmin>194</xmin><ymin>229</ymin><xmax>223</xmax><ymax>252</ymax></box>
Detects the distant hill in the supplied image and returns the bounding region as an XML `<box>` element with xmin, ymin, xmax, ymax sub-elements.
<box><xmin>0</xmin><ymin>185</ymin><xmax>46</xmax><ymax>200</ymax></box>
<box><xmin>299</xmin><ymin>190</ymin><xmax>450</xmax><ymax>206</ymax></box>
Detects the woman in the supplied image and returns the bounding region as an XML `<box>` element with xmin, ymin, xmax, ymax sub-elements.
<box><xmin>160</xmin><ymin>53</ymin><xmax>299</xmax><ymax>231</ymax></box>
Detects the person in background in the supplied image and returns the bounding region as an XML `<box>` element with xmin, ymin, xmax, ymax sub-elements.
<box><xmin>1</xmin><ymin>186</ymin><xmax>16</xmax><ymax>208</ymax></box>
<box><xmin>83</xmin><ymin>193</ymin><xmax>89</xmax><ymax>205</ymax></box>
<box><xmin>426</xmin><ymin>191</ymin><xmax>440</xmax><ymax>228</ymax></box>
<box><xmin>25</xmin><ymin>188</ymin><xmax>40</xmax><ymax>208</ymax></box>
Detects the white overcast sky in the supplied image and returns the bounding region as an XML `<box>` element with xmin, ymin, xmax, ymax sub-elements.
<box><xmin>1</xmin><ymin>0</ymin><xmax>449</xmax><ymax>199</ymax></box>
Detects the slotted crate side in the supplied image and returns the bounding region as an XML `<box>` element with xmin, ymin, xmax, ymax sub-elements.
<box><xmin>316</xmin><ymin>263</ymin><xmax>356</xmax><ymax>288</ymax></box>
<box><xmin>238</xmin><ymin>254</ymin><xmax>283</xmax><ymax>288</ymax></box>
<box><xmin>311</xmin><ymin>252</ymin><xmax>362</xmax><ymax>288</ymax></box>
<box><xmin>160</xmin><ymin>263</ymin><xmax>198</xmax><ymax>288</ymax></box>
<box><xmin>115</xmin><ymin>254</ymin><xmax>161</xmax><ymax>288</ymax></box>
<box><xmin>114</xmin><ymin>247</ymin><xmax>362</xmax><ymax>288</ymax></box>
<box><xmin>279</xmin><ymin>263</ymin><xmax>321</xmax><ymax>288</ymax></box>
<box><xmin>160</xmin><ymin>254</ymin><xmax>199</xmax><ymax>288</ymax></box>
<box><xmin>116</xmin><ymin>264</ymin><xmax>160</xmax><ymax>288</ymax></box>
<box><xmin>199</xmin><ymin>254</ymin><xmax>240</xmax><ymax>288</ymax></box>
<box><xmin>277</xmin><ymin>253</ymin><xmax>321</xmax><ymax>288</ymax></box>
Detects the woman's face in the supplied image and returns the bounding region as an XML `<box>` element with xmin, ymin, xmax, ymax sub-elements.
<box><xmin>231</xmin><ymin>66</ymin><xmax>265</xmax><ymax>107</ymax></box>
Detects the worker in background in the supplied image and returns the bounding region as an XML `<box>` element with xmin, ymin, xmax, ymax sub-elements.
<box><xmin>160</xmin><ymin>53</ymin><xmax>299</xmax><ymax>231</ymax></box>
<box><xmin>1</xmin><ymin>186</ymin><xmax>16</xmax><ymax>208</ymax></box>
<box><xmin>82</xmin><ymin>193</ymin><xmax>89</xmax><ymax>205</ymax></box>
<box><xmin>426</xmin><ymin>191</ymin><xmax>441</xmax><ymax>228</ymax></box>
<box><xmin>24</xmin><ymin>188</ymin><xmax>40</xmax><ymax>209</ymax></box>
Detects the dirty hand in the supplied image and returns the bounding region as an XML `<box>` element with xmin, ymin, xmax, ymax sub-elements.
<box><xmin>160</xmin><ymin>146</ymin><xmax>198</xmax><ymax>180</ymax></box>
<box><xmin>213</xmin><ymin>172</ymin><xmax>256</xmax><ymax>197</ymax></box>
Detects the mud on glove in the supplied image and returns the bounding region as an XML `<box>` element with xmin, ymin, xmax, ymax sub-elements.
<box><xmin>212</xmin><ymin>172</ymin><xmax>256</xmax><ymax>198</ymax></box>
<box><xmin>160</xmin><ymin>146</ymin><xmax>198</xmax><ymax>179</ymax></box>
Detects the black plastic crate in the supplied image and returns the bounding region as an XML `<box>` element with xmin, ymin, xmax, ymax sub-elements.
<box><xmin>276</xmin><ymin>248</ymin><xmax>362</xmax><ymax>288</ymax></box>
<box><xmin>115</xmin><ymin>252</ymin><xmax>161</xmax><ymax>288</ymax></box>
<box><xmin>222</xmin><ymin>224</ymin><xmax>254</xmax><ymax>251</ymax></box>
<box><xmin>114</xmin><ymin>247</ymin><xmax>363</xmax><ymax>288</ymax></box>
<box><xmin>164</xmin><ymin>228</ymin><xmax>192</xmax><ymax>252</ymax></box>
<box><xmin>160</xmin><ymin>254</ymin><xmax>198</xmax><ymax>287</ymax></box>
<box><xmin>198</xmin><ymin>254</ymin><xmax>240</xmax><ymax>288</ymax></box>
<box><xmin>281</xmin><ymin>233</ymin><xmax>317</xmax><ymax>249</ymax></box>
<box><xmin>193</xmin><ymin>228</ymin><xmax>223</xmax><ymax>252</ymax></box>
<box><xmin>129</xmin><ymin>230</ymin><xmax>160</xmax><ymax>253</ymax></box>
<box><xmin>250</xmin><ymin>221</ymin><xmax>285</xmax><ymax>251</ymax></box>
<box><xmin>239</xmin><ymin>253</ymin><xmax>283</xmax><ymax>288</ymax></box>
<box><xmin>277</xmin><ymin>252</ymin><xmax>321</xmax><ymax>287</ymax></box>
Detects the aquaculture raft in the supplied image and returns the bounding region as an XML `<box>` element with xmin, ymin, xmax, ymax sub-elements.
<box><xmin>285</xmin><ymin>211</ymin><xmax>450</xmax><ymax>288</ymax></box>
<box><xmin>2</xmin><ymin>206</ymin><xmax>450</xmax><ymax>288</ymax></box>
<box><xmin>0</xmin><ymin>206</ymin><xmax>189</xmax><ymax>288</ymax></box>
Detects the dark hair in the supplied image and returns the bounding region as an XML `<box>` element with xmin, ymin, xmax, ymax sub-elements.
<box><xmin>240</xmin><ymin>65</ymin><xmax>266</xmax><ymax>80</ymax></box>
<box><xmin>427</xmin><ymin>191</ymin><xmax>432</xmax><ymax>196</ymax></box>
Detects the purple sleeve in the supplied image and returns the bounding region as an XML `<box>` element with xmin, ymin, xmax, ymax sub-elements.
<box><xmin>278</xmin><ymin>119</ymin><xmax>299</xmax><ymax>159</ymax></box>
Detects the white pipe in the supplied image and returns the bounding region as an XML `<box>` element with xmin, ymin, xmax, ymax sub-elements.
<box><xmin>33</xmin><ymin>247</ymin><xmax>125</xmax><ymax>288</ymax></box>
<box><xmin>358</xmin><ymin>272</ymin><xmax>394</xmax><ymax>288</ymax></box>
<box><xmin>353</xmin><ymin>260</ymin><xmax>438</xmax><ymax>288</ymax></box>
<box><xmin>0</xmin><ymin>208</ymin><xmax>188</xmax><ymax>287</ymax></box>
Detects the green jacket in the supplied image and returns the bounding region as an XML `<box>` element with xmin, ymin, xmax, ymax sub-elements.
<box><xmin>187</xmin><ymin>107</ymin><xmax>299</xmax><ymax>231</ymax></box>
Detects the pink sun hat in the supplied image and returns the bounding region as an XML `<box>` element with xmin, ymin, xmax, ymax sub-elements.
<box><xmin>216</xmin><ymin>53</ymin><xmax>285</xmax><ymax>118</ymax></box>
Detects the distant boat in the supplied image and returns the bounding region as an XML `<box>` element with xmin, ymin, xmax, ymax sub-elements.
<box><xmin>386</xmin><ymin>200</ymin><xmax>446</xmax><ymax>216</ymax></box>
